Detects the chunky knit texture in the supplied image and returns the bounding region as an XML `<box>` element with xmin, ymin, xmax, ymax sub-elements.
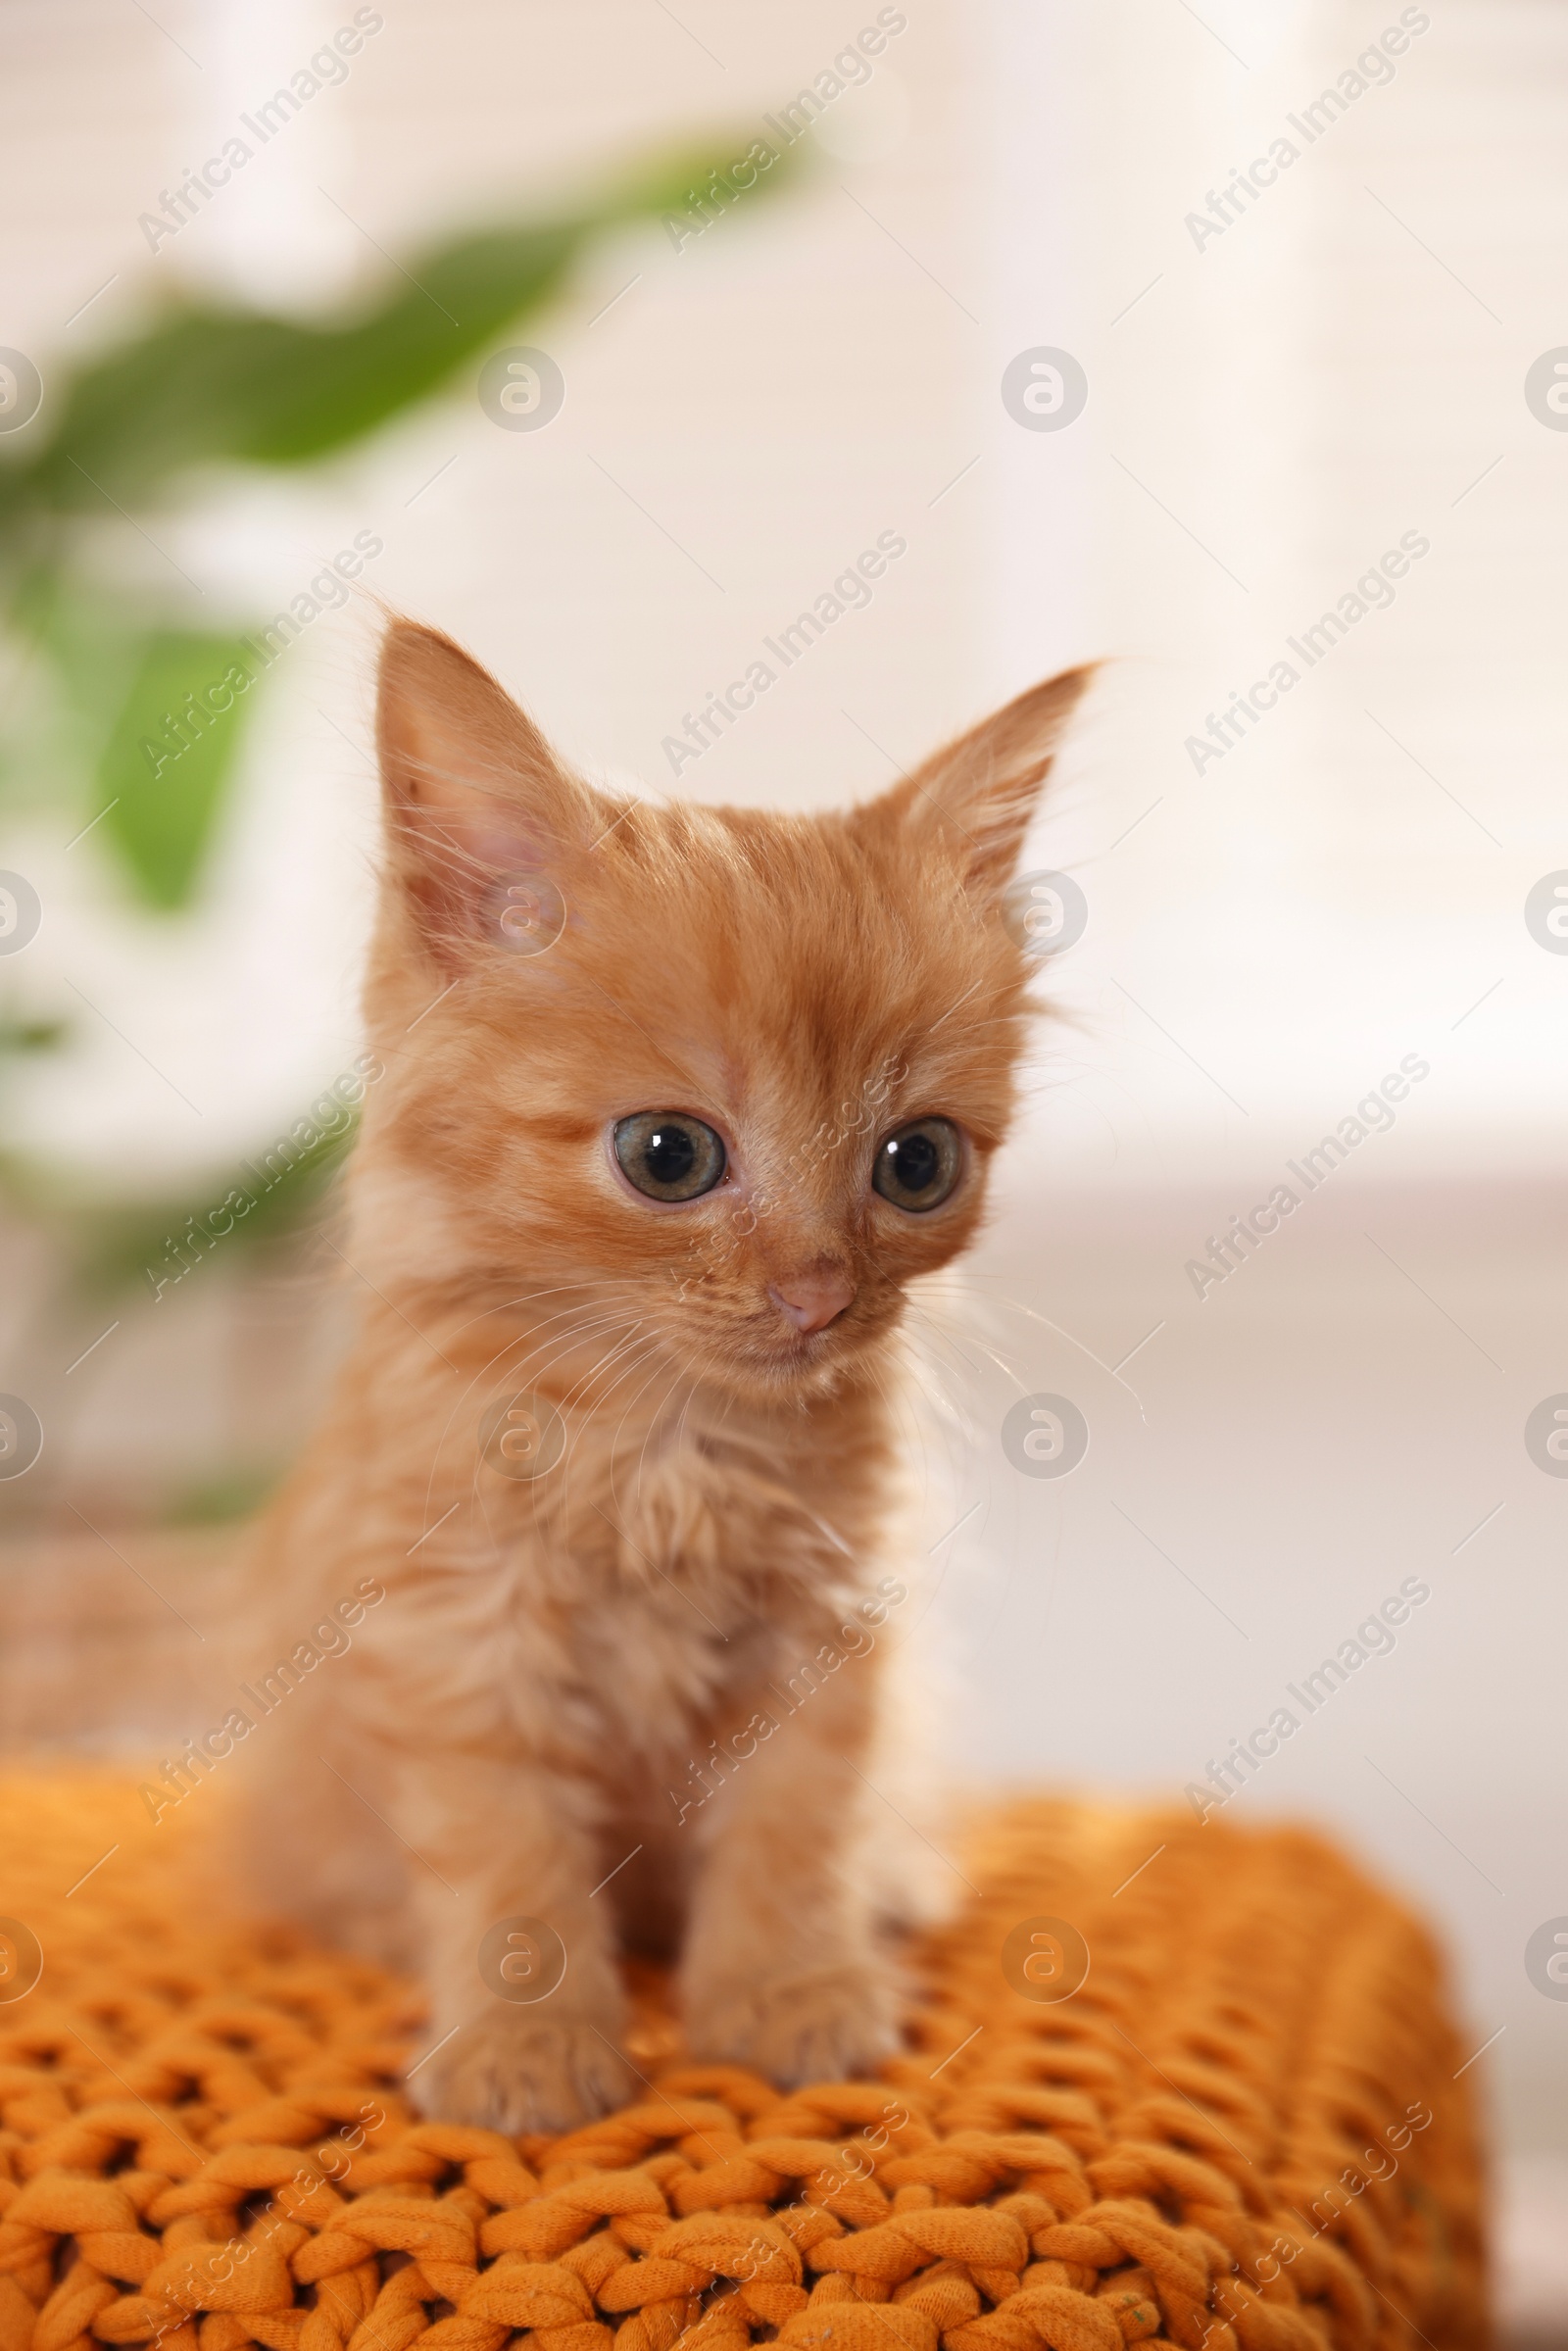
<box><xmin>0</xmin><ymin>1775</ymin><xmax>1486</xmax><ymax>2351</ymax></box>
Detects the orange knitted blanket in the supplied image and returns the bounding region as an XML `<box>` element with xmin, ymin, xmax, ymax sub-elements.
<box><xmin>0</xmin><ymin>1775</ymin><xmax>1487</xmax><ymax>2351</ymax></box>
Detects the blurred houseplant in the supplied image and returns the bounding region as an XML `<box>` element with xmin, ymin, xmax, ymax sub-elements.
<box><xmin>0</xmin><ymin>148</ymin><xmax>793</xmax><ymax>1520</ymax></box>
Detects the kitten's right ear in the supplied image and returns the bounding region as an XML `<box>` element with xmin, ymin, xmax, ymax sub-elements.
<box><xmin>858</xmin><ymin>665</ymin><xmax>1096</xmax><ymax>903</ymax></box>
<box><xmin>376</xmin><ymin>620</ymin><xmax>606</xmax><ymax>967</ymax></box>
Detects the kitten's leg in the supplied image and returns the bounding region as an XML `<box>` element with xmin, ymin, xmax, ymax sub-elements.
<box><xmin>856</xmin><ymin>1629</ymin><xmax>960</xmax><ymax>1935</ymax></box>
<box><xmin>395</xmin><ymin>1750</ymin><xmax>638</xmax><ymax>2132</ymax></box>
<box><xmin>679</xmin><ymin>1662</ymin><xmax>901</xmax><ymax>2084</ymax></box>
<box><xmin>226</xmin><ymin>1727</ymin><xmax>419</xmax><ymax>1971</ymax></box>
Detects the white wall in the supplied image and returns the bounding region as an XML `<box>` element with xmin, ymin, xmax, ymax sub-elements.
<box><xmin>990</xmin><ymin>0</ymin><xmax>1568</xmax><ymax>1181</ymax></box>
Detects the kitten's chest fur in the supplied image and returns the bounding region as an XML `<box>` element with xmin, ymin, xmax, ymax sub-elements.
<box><xmin>318</xmin><ymin>1329</ymin><xmax>899</xmax><ymax>1781</ymax></box>
<box><xmin>494</xmin><ymin>1405</ymin><xmax>889</xmax><ymax>1772</ymax></box>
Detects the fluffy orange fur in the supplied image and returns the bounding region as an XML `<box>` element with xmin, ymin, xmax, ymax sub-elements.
<box><xmin>237</xmin><ymin>621</ymin><xmax>1091</xmax><ymax>2131</ymax></box>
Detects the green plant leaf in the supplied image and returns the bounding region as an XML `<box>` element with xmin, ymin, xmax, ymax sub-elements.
<box><xmin>0</xmin><ymin>144</ymin><xmax>807</xmax><ymax>912</ymax></box>
<box><xmin>164</xmin><ymin>1463</ymin><xmax>286</xmax><ymax>1525</ymax></box>
<box><xmin>0</xmin><ymin>1102</ymin><xmax>361</xmax><ymax>1299</ymax></box>
<box><xmin>96</xmin><ymin>632</ymin><xmax>259</xmax><ymax>906</ymax></box>
<box><xmin>6</xmin><ymin>146</ymin><xmax>799</xmax><ymax>514</ymax></box>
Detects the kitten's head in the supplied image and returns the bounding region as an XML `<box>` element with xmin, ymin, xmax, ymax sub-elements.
<box><xmin>359</xmin><ymin>622</ymin><xmax>1091</xmax><ymax>1402</ymax></box>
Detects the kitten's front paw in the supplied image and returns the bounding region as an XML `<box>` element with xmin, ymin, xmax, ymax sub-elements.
<box><xmin>684</xmin><ymin>1962</ymin><xmax>900</xmax><ymax>2088</ymax></box>
<box><xmin>412</xmin><ymin>2009</ymin><xmax>637</xmax><ymax>2132</ymax></box>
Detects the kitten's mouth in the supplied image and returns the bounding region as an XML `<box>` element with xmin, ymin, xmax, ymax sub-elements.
<box><xmin>776</xmin><ymin>1322</ymin><xmax>846</xmax><ymax>1367</ymax></box>
<box><xmin>648</xmin><ymin>1287</ymin><xmax>896</xmax><ymax>1396</ymax></box>
<box><xmin>714</xmin><ymin>1298</ymin><xmax>890</xmax><ymax>1393</ymax></box>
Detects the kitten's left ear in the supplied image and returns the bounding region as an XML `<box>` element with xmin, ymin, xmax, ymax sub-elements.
<box><xmin>866</xmin><ymin>665</ymin><xmax>1097</xmax><ymax>896</ymax></box>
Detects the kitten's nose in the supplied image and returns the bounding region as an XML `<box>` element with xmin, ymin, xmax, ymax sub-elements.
<box><xmin>770</xmin><ymin>1272</ymin><xmax>857</xmax><ymax>1335</ymax></box>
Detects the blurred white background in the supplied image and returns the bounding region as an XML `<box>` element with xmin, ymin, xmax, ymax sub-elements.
<box><xmin>3</xmin><ymin>0</ymin><xmax>1566</xmax><ymax>2332</ymax></box>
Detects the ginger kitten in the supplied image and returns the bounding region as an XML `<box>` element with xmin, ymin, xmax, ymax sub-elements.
<box><xmin>240</xmin><ymin>620</ymin><xmax>1090</xmax><ymax>2130</ymax></box>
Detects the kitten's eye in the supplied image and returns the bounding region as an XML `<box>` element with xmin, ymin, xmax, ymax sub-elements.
<box><xmin>872</xmin><ymin>1117</ymin><xmax>963</xmax><ymax>1213</ymax></box>
<box><xmin>613</xmin><ymin>1112</ymin><xmax>726</xmax><ymax>1202</ymax></box>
